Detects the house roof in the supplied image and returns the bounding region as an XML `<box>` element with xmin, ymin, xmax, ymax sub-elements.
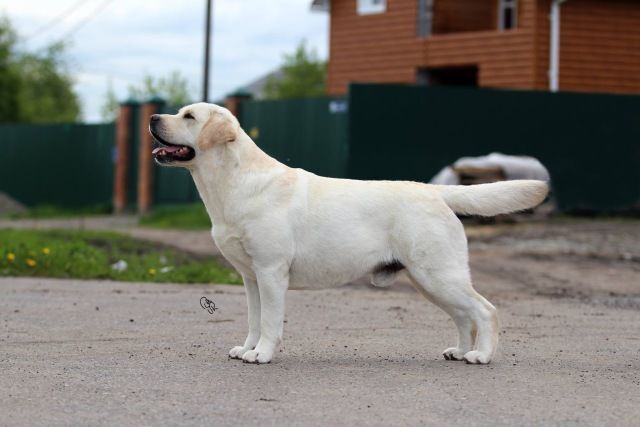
<box><xmin>310</xmin><ymin>0</ymin><xmax>329</xmax><ymax>12</ymax></box>
<box><xmin>226</xmin><ymin>68</ymin><xmax>284</xmax><ymax>100</ymax></box>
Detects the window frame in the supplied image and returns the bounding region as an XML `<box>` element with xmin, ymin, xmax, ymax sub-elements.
<box><xmin>357</xmin><ymin>0</ymin><xmax>386</xmax><ymax>16</ymax></box>
<box><xmin>498</xmin><ymin>0</ymin><xmax>518</xmax><ymax>31</ymax></box>
<box><xmin>417</xmin><ymin>0</ymin><xmax>434</xmax><ymax>38</ymax></box>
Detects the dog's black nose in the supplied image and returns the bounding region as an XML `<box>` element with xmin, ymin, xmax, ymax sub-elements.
<box><xmin>150</xmin><ymin>114</ymin><xmax>161</xmax><ymax>122</ymax></box>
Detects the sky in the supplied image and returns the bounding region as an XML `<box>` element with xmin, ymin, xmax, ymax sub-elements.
<box><xmin>1</xmin><ymin>0</ymin><xmax>329</xmax><ymax>122</ymax></box>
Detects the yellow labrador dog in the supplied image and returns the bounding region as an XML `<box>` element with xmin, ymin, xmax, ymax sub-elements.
<box><xmin>149</xmin><ymin>103</ymin><xmax>548</xmax><ymax>365</ymax></box>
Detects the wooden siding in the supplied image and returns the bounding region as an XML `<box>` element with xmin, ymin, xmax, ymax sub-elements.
<box><xmin>326</xmin><ymin>0</ymin><xmax>640</xmax><ymax>95</ymax></box>
<box><xmin>327</xmin><ymin>0</ymin><xmax>423</xmax><ymax>95</ymax></box>
<box><xmin>328</xmin><ymin>0</ymin><xmax>540</xmax><ymax>94</ymax></box>
<box><xmin>556</xmin><ymin>0</ymin><xmax>640</xmax><ymax>94</ymax></box>
<box><xmin>533</xmin><ymin>0</ymin><xmax>550</xmax><ymax>89</ymax></box>
<box><xmin>423</xmin><ymin>0</ymin><xmax>538</xmax><ymax>89</ymax></box>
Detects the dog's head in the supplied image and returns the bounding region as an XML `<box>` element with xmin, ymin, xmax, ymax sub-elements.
<box><xmin>149</xmin><ymin>102</ymin><xmax>240</xmax><ymax>167</ymax></box>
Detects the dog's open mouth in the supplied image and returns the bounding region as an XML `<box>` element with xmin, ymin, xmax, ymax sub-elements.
<box><xmin>150</xmin><ymin>131</ymin><xmax>195</xmax><ymax>163</ymax></box>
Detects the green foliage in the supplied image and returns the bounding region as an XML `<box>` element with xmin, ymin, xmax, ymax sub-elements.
<box><xmin>130</xmin><ymin>71</ymin><xmax>192</xmax><ymax>106</ymax></box>
<box><xmin>0</xmin><ymin>229</ymin><xmax>240</xmax><ymax>284</ymax></box>
<box><xmin>0</xmin><ymin>16</ymin><xmax>81</xmax><ymax>123</ymax></box>
<box><xmin>101</xmin><ymin>70</ymin><xmax>193</xmax><ymax>120</ymax></box>
<box><xmin>0</xmin><ymin>16</ymin><xmax>21</xmax><ymax>122</ymax></box>
<box><xmin>16</xmin><ymin>42</ymin><xmax>81</xmax><ymax>123</ymax></box>
<box><xmin>139</xmin><ymin>203</ymin><xmax>211</xmax><ymax>230</ymax></box>
<box><xmin>100</xmin><ymin>80</ymin><xmax>119</xmax><ymax>122</ymax></box>
<box><xmin>263</xmin><ymin>41</ymin><xmax>326</xmax><ymax>99</ymax></box>
<box><xmin>4</xmin><ymin>204</ymin><xmax>112</xmax><ymax>220</ymax></box>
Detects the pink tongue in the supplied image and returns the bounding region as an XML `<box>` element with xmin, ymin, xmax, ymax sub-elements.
<box><xmin>152</xmin><ymin>146</ymin><xmax>182</xmax><ymax>154</ymax></box>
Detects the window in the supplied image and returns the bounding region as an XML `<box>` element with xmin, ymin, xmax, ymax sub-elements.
<box><xmin>417</xmin><ymin>0</ymin><xmax>434</xmax><ymax>37</ymax></box>
<box><xmin>417</xmin><ymin>66</ymin><xmax>479</xmax><ymax>87</ymax></box>
<box><xmin>357</xmin><ymin>0</ymin><xmax>386</xmax><ymax>15</ymax></box>
<box><xmin>498</xmin><ymin>0</ymin><xmax>518</xmax><ymax>30</ymax></box>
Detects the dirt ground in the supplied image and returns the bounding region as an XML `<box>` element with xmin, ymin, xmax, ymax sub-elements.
<box><xmin>1</xmin><ymin>218</ymin><xmax>639</xmax><ymax>426</ymax></box>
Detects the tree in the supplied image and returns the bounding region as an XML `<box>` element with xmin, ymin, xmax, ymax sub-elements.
<box><xmin>263</xmin><ymin>41</ymin><xmax>326</xmax><ymax>99</ymax></box>
<box><xmin>16</xmin><ymin>42</ymin><xmax>81</xmax><ymax>123</ymax></box>
<box><xmin>100</xmin><ymin>80</ymin><xmax>119</xmax><ymax>122</ymax></box>
<box><xmin>0</xmin><ymin>16</ymin><xmax>81</xmax><ymax>123</ymax></box>
<box><xmin>127</xmin><ymin>70</ymin><xmax>192</xmax><ymax>107</ymax></box>
<box><xmin>101</xmin><ymin>70</ymin><xmax>193</xmax><ymax>121</ymax></box>
<box><xmin>0</xmin><ymin>17</ymin><xmax>23</xmax><ymax>122</ymax></box>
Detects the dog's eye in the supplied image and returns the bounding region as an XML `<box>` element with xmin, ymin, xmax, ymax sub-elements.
<box><xmin>184</xmin><ymin>112</ymin><xmax>195</xmax><ymax>120</ymax></box>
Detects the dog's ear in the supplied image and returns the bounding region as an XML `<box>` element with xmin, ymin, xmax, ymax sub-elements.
<box><xmin>197</xmin><ymin>113</ymin><xmax>238</xmax><ymax>149</ymax></box>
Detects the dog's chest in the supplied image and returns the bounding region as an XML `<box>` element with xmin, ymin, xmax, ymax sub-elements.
<box><xmin>211</xmin><ymin>224</ymin><xmax>252</xmax><ymax>273</ymax></box>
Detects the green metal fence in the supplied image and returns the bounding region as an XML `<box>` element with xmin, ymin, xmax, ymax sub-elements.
<box><xmin>0</xmin><ymin>122</ymin><xmax>115</xmax><ymax>207</ymax></box>
<box><xmin>154</xmin><ymin>166</ymin><xmax>200</xmax><ymax>205</ymax></box>
<box><xmin>239</xmin><ymin>96</ymin><xmax>349</xmax><ymax>178</ymax></box>
<box><xmin>347</xmin><ymin>84</ymin><xmax>640</xmax><ymax>212</ymax></box>
<box><xmin>3</xmin><ymin>88</ymin><xmax>638</xmax><ymax>213</ymax></box>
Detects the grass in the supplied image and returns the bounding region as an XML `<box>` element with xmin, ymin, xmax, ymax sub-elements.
<box><xmin>0</xmin><ymin>229</ymin><xmax>240</xmax><ymax>284</ymax></box>
<box><xmin>4</xmin><ymin>204</ymin><xmax>112</xmax><ymax>219</ymax></box>
<box><xmin>139</xmin><ymin>203</ymin><xmax>211</xmax><ymax>230</ymax></box>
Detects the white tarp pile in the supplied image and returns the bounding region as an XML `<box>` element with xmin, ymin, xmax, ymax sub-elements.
<box><xmin>430</xmin><ymin>153</ymin><xmax>550</xmax><ymax>185</ymax></box>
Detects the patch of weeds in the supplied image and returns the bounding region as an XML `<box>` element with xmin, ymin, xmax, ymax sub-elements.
<box><xmin>139</xmin><ymin>203</ymin><xmax>211</xmax><ymax>230</ymax></box>
<box><xmin>0</xmin><ymin>229</ymin><xmax>240</xmax><ymax>284</ymax></box>
<box><xmin>5</xmin><ymin>204</ymin><xmax>112</xmax><ymax>219</ymax></box>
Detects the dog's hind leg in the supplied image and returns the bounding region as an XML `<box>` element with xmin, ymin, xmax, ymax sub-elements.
<box><xmin>407</xmin><ymin>264</ymin><xmax>498</xmax><ymax>364</ymax></box>
<box><xmin>410</xmin><ymin>264</ymin><xmax>498</xmax><ymax>363</ymax></box>
<box><xmin>398</xmin><ymin>207</ymin><xmax>498</xmax><ymax>364</ymax></box>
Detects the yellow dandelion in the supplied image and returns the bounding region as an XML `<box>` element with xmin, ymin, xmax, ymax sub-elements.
<box><xmin>42</xmin><ymin>247</ymin><xmax>50</xmax><ymax>255</ymax></box>
<box><xmin>7</xmin><ymin>253</ymin><xmax>15</xmax><ymax>263</ymax></box>
<box><xmin>25</xmin><ymin>259</ymin><xmax>37</xmax><ymax>268</ymax></box>
<box><xmin>148</xmin><ymin>268</ymin><xmax>156</xmax><ymax>275</ymax></box>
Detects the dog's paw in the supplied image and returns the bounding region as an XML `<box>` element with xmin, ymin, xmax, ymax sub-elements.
<box><xmin>242</xmin><ymin>349</ymin><xmax>272</xmax><ymax>364</ymax></box>
<box><xmin>442</xmin><ymin>347</ymin><xmax>466</xmax><ymax>361</ymax></box>
<box><xmin>229</xmin><ymin>346</ymin><xmax>251</xmax><ymax>359</ymax></box>
<box><xmin>463</xmin><ymin>350</ymin><xmax>491</xmax><ymax>365</ymax></box>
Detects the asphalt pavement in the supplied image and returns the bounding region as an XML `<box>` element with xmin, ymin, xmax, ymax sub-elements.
<box><xmin>1</xmin><ymin>274</ymin><xmax>639</xmax><ymax>427</ymax></box>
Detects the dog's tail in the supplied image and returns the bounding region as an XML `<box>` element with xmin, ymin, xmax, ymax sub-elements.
<box><xmin>437</xmin><ymin>180</ymin><xmax>548</xmax><ymax>217</ymax></box>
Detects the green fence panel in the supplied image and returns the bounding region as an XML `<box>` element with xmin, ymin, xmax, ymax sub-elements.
<box><xmin>347</xmin><ymin>84</ymin><xmax>640</xmax><ymax>212</ymax></box>
<box><xmin>239</xmin><ymin>97</ymin><xmax>349</xmax><ymax>178</ymax></box>
<box><xmin>154</xmin><ymin>167</ymin><xmax>200</xmax><ymax>205</ymax></box>
<box><xmin>0</xmin><ymin>122</ymin><xmax>115</xmax><ymax>207</ymax></box>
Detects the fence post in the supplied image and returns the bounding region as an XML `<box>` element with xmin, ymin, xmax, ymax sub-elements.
<box><xmin>225</xmin><ymin>88</ymin><xmax>252</xmax><ymax>119</ymax></box>
<box><xmin>113</xmin><ymin>101</ymin><xmax>133</xmax><ymax>214</ymax></box>
<box><xmin>113</xmin><ymin>99</ymin><xmax>141</xmax><ymax>214</ymax></box>
<box><xmin>137</xmin><ymin>97</ymin><xmax>166</xmax><ymax>214</ymax></box>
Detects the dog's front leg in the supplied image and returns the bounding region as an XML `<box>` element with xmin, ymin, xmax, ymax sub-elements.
<box><xmin>229</xmin><ymin>276</ymin><xmax>261</xmax><ymax>359</ymax></box>
<box><xmin>242</xmin><ymin>268</ymin><xmax>288</xmax><ymax>364</ymax></box>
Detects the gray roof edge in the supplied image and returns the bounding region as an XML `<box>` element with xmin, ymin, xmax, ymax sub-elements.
<box><xmin>310</xmin><ymin>0</ymin><xmax>329</xmax><ymax>12</ymax></box>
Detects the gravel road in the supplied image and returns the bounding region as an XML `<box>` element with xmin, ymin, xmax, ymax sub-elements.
<box><xmin>1</xmin><ymin>219</ymin><xmax>639</xmax><ymax>426</ymax></box>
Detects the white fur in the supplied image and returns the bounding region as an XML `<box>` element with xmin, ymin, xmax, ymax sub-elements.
<box><xmin>151</xmin><ymin>103</ymin><xmax>549</xmax><ymax>365</ymax></box>
<box><xmin>437</xmin><ymin>180</ymin><xmax>548</xmax><ymax>216</ymax></box>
